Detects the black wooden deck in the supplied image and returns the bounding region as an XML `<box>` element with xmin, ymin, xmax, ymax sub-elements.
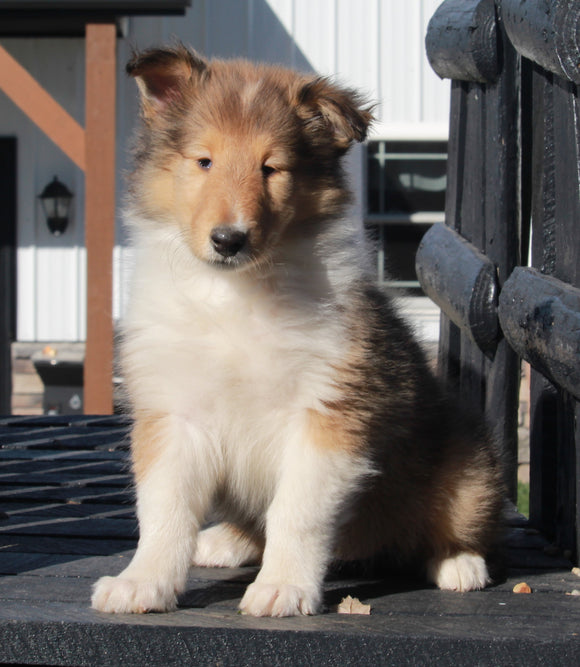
<box><xmin>1</xmin><ymin>416</ymin><xmax>579</xmax><ymax>666</ymax></box>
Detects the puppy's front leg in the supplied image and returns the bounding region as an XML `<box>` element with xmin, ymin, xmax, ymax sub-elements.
<box><xmin>240</xmin><ymin>412</ymin><xmax>371</xmax><ymax>617</ymax></box>
<box><xmin>92</xmin><ymin>414</ymin><xmax>216</xmax><ymax>613</ymax></box>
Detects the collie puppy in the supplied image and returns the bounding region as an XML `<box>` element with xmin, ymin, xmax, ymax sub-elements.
<box><xmin>91</xmin><ymin>46</ymin><xmax>504</xmax><ymax>617</ymax></box>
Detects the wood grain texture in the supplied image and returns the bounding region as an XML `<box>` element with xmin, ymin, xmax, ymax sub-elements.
<box><xmin>1</xmin><ymin>419</ymin><xmax>579</xmax><ymax>665</ymax></box>
<box><xmin>416</xmin><ymin>223</ymin><xmax>499</xmax><ymax>353</ymax></box>
<box><xmin>84</xmin><ymin>24</ymin><xmax>116</xmax><ymax>415</ymax></box>
<box><xmin>525</xmin><ymin>61</ymin><xmax>580</xmax><ymax>558</ymax></box>
<box><xmin>502</xmin><ymin>0</ymin><xmax>580</xmax><ymax>84</ymax></box>
<box><xmin>498</xmin><ymin>268</ymin><xmax>580</xmax><ymax>401</ymax></box>
<box><xmin>426</xmin><ymin>0</ymin><xmax>499</xmax><ymax>83</ymax></box>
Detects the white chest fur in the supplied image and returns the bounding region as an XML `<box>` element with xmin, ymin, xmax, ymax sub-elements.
<box><xmin>122</xmin><ymin>227</ymin><xmax>347</xmax><ymax>439</ymax></box>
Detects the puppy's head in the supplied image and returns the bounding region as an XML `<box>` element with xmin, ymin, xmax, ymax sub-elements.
<box><xmin>127</xmin><ymin>45</ymin><xmax>373</xmax><ymax>270</ymax></box>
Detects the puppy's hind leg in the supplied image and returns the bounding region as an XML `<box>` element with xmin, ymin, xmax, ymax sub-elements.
<box><xmin>193</xmin><ymin>523</ymin><xmax>263</xmax><ymax>568</ymax></box>
<box><xmin>426</xmin><ymin>448</ymin><xmax>503</xmax><ymax>593</ymax></box>
<box><xmin>427</xmin><ymin>552</ymin><xmax>491</xmax><ymax>592</ymax></box>
<box><xmin>92</xmin><ymin>414</ymin><xmax>217</xmax><ymax>613</ymax></box>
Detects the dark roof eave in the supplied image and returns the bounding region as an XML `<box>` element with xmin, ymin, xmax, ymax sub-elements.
<box><xmin>0</xmin><ymin>1</ymin><xmax>191</xmax><ymax>37</ymax></box>
<box><xmin>0</xmin><ymin>1</ymin><xmax>190</xmax><ymax>13</ymax></box>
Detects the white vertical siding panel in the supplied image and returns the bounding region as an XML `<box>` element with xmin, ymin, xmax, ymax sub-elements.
<box><xmin>112</xmin><ymin>246</ymin><xmax>133</xmax><ymax>326</ymax></box>
<box><xmin>115</xmin><ymin>38</ymin><xmax>139</xmax><ymax>332</ymax></box>
<box><xmin>419</xmin><ymin>0</ymin><xmax>450</xmax><ymax>126</ymax></box>
<box><xmin>165</xmin><ymin>1</ymin><xmax>208</xmax><ymax>51</ymax></box>
<box><xmin>112</xmin><ymin>245</ymin><xmax>133</xmax><ymax>324</ymax></box>
<box><xmin>35</xmin><ymin>247</ymin><xmax>76</xmax><ymax>341</ymax></box>
<box><xmin>77</xmin><ymin>247</ymin><xmax>87</xmax><ymax>342</ymax></box>
<box><xmin>112</xmin><ymin>245</ymin><xmax>123</xmax><ymax>324</ymax></box>
<box><xmin>16</xmin><ymin>249</ymin><xmax>37</xmax><ymax>342</ymax></box>
<box><xmin>291</xmin><ymin>0</ymin><xmax>335</xmax><ymax>74</ymax></box>
<box><xmin>71</xmin><ymin>40</ymin><xmax>86</xmax><ymax>342</ymax></box>
<box><xmin>204</xmin><ymin>1</ymin><xmax>249</xmax><ymax>58</ymax></box>
<box><xmin>125</xmin><ymin>14</ymin><xmax>166</xmax><ymax>51</ymax></box>
<box><xmin>3</xmin><ymin>40</ymin><xmax>38</xmax><ymax>341</ymax></box>
<box><xmin>127</xmin><ymin>4</ymin><xmax>208</xmax><ymax>55</ymax></box>
<box><xmin>248</xmin><ymin>0</ymin><xmax>300</xmax><ymax>67</ymax></box>
<box><xmin>262</xmin><ymin>0</ymin><xmax>293</xmax><ymax>33</ymax></box>
<box><xmin>32</xmin><ymin>40</ymin><xmax>85</xmax><ymax>341</ymax></box>
<box><xmin>379</xmin><ymin>2</ymin><xmax>422</xmax><ymax>125</ymax></box>
<box><xmin>334</xmin><ymin>0</ymin><xmax>380</xmax><ymax>229</ymax></box>
<box><xmin>335</xmin><ymin>0</ymin><xmax>379</xmax><ymax>96</ymax></box>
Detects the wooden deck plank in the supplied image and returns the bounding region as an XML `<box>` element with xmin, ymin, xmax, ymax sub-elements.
<box><xmin>4</xmin><ymin>567</ymin><xmax>580</xmax><ymax>617</ymax></box>
<box><xmin>1</xmin><ymin>534</ymin><xmax>137</xmax><ymax>556</ymax></box>
<box><xmin>0</xmin><ymin>471</ymin><xmax>131</xmax><ymax>485</ymax></box>
<box><xmin>1</xmin><ymin>588</ymin><xmax>579</xmax><ymax>666</ymax></box>
<box><xmin>0</xmin><ymin>486</ymin><xmax>133</xmax><ymax>506</ymax></box>
<box><xmin>1</xmin><ymin>416</ymin><xmax>580</xmax><ymax>665</ymax></box>
<box><xmin>0</xmin><ymin>431</ymin><xmax>129</xmax><ymax>450</ymax></box>
<box><xmin>1</xmin><ymin>502</ymin><xmax>134</xmax><ymax>518</ymax></box>
<box><xmin>0</xmin><ymin>448</ymin><xmax>128</xmax><ymax>461</ymax></box>
<box><xmin>1</xmin><ymin>516</ymin><xmax>137</xmax><ymax>540</ymax></box>
<box><xmin>0</xmin><ymin>458</ymin><xmax>126</xmax><ymax>472</ymax></box>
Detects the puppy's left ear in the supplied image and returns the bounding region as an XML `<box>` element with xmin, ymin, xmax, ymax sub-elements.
<box><xmin>126</xmin><ymin>45</ymin><xmax>208</xmax><ymax>118</ymax></box>
<box><xmin>297</xmin><ymin>78</ymin><xmax>374</xmax><ymax>153</ymax></box>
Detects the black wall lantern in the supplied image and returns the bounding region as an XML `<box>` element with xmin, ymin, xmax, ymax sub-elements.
<box><xmin>39</xmin><ymin>176</ymin><xmax>73</xmax><ymax>236</ymax></box>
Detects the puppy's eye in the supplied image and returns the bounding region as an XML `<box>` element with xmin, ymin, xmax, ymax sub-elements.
<box><xmin>198</xmin><ymin>158</ymin><xmax>212</xmax><ymax>170</ymax></box>
<box><xmin>262</xmin><ymin>164</ymin><xmax>277</xmax><ymax>178</ymax></box>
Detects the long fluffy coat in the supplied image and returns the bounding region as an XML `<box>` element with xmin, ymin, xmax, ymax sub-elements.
<box><xmin>91</xmin><ymin>46</ymin><xmax>504</xmax><ymax>617</ymax></box>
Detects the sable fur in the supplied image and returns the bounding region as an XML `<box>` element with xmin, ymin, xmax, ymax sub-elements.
<box><xmin>91</xmin><ymin>45</ymin><xmax>504</xmax><ymax>617</ymax></box>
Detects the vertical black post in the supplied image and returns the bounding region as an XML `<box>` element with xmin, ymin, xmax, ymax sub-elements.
<box><xmin>528</xmin><ymin>65</ymin><xmax>580</xmax><ymax>558</ymax></box>
<box><xmin>438</xmin><ymin>81</ymin><xmax>466</xmax><ymax>389</ymax></box>
<box><xmin>437</xmin><ymin>21</ymin><xmax>521</xmax><ymax>501</ymax></box>
<box><xmin>551</xmin><ymin>76</ymin><xmax>580</xmax><ymax>559</ymax></box>
<box><xmin>480</xmin><ymin>21</ymin><xmax>521</xmax><ymax>502</ymax></box>
<box><xmin>0</xmin><ymin>138</ymin><xmax>16</xmax><ymax>416</ymax></box>
<box><xmin>528</xmin><ymin>65</ymin><xmax>558</xmax><ymax>541</ymax></box>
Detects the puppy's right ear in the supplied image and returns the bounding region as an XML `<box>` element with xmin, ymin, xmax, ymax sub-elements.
<box><xmin>126</xmin><ymin>45</ymin><xmax>208</xmax><ymax>117</ymax></box>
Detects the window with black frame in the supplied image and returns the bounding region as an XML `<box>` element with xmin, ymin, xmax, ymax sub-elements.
<box><xmin>366</xmin><ymin>140</ymin><xmax>447</xmax><ymax>292</ymax></box>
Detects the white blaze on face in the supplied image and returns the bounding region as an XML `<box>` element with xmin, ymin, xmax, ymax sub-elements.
<box><xmin>240</xmin><ymin>79</ymin><xmax>264</xmax><ymax>112</ymax></box>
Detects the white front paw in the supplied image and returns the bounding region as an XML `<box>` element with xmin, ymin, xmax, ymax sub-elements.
<box><xmin>428</xmin><ymin>553</ymin><xmax>491</xmax><ymax>592</ymax></box>
<box><xmin>91</xmin><ymin>575</ymin><xmax>177</xmax><ymax>614</ymax></box>
<box><xmin>239</xmin><ymin>581</ymin><xmax>320</xmax><ymax>617</ymax></box>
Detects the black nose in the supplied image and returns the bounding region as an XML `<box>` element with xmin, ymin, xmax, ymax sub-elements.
<box><xmin>210</xmin><ymin>227</ymin><xmax>248</xmax><ymax>258</ymax></box>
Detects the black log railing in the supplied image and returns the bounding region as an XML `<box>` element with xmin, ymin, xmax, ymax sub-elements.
<box><xmin>419</xmin><ymin>0</ymin><xmax>580</xmax><ymax>561</ymax></box>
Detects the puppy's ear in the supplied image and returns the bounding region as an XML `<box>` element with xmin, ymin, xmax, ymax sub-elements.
<box><xmin>297</xmin><ymin>78</ymin><xmax>374</xmax><ymax>153</ymax></box>
<box><xmin>126</xmin><ymin>45</ymin><xmax>208</xmax><ymax>117</ymax></box>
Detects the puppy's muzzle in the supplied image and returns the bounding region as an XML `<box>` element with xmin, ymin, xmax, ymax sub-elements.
<box><xmin>210</xmin><ymin>226</ymin><xmax>248</xmax><ymax>258</ymax></box>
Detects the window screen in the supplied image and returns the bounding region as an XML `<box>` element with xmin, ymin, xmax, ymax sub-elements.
<box><xmin>366</xmin><ymin>140</ymin><xmax>447</xmax><ymax>290</ymax></box>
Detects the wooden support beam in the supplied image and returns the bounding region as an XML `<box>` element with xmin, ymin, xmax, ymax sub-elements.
<box><xmin>84</xmin><ymin>24</ymin><xmax>116</xmax><ymax>414</ymax></box>
<box><xmin>416</xmin><ymin>222</ymin><xmax>499</xmax><ymax>354</ymax></box>
<box><xmin>425</xmin><ymin>0</ymin><xmax>499</xmax><ymax>83</ymax></box>
<box><xmin>0</xmin><ymin>44</ymin><xmax>86</xmax><ymax>171</ymax></box>
<box><xmin>498</xmin><ymin>267</ymin><xmax>580</xmax><ymax>402</ymax></box>
<box><xmin>502</xmin><ymin>0</ymin><xmax>580</xmax><ymax>85</ymax></box>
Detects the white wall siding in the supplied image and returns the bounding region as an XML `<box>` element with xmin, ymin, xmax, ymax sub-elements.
<box><xmin>126</xmin><ymin>0</ymin><xmax>449</xmax><ymax>126</ymax></box>
<box><xmin>0</xmin><ymin>39</ymin><xmax>86</xmax><ymax>342</ymax></box>
<box><xmin>379</xmin><ymin>2</ymin><xmax>423</xmax><ymax>124</ymax></box>
<box><xmin>1</xmin><ymin>1</ymin><xmax>449</xmax><ymax>343</ymax></box>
